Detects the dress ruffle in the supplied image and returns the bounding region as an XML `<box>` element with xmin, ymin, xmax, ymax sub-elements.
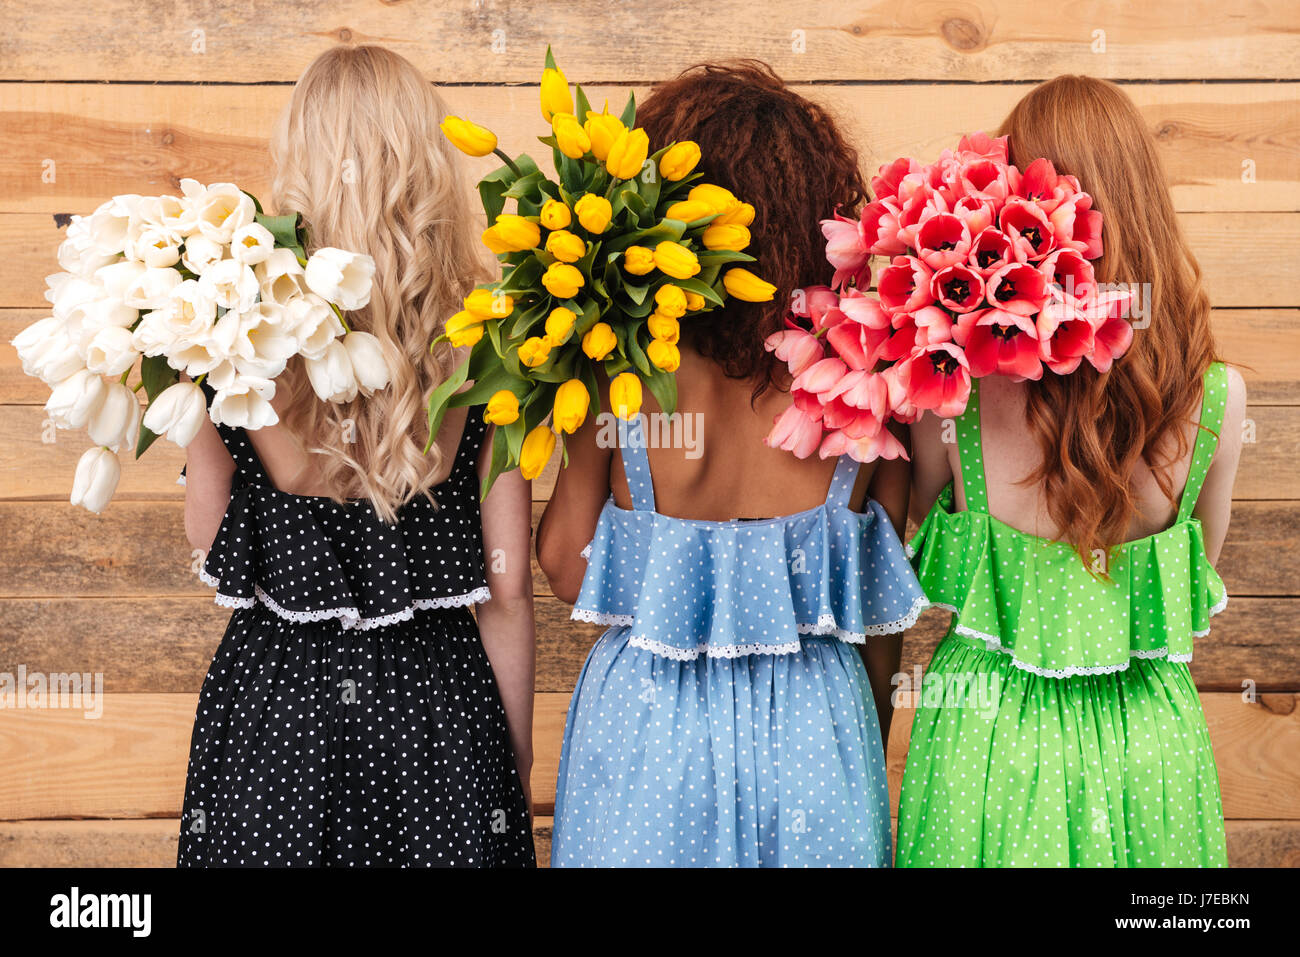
<box><xmin>907</xmin><ymin>485</ymin><xmax>1227</xmax><ymax>678</ymax></box>
<box><xmin>572</xmin><ymin>497</ymin><xmax>929</xmax><ymax>660</ymax></box>
<box><xmin>200</xmin><ymin>483</ymin><xmax>491</xmax><ymax>630</ymax></box>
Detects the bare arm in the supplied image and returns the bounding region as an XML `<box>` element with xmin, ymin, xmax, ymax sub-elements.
<box><xmin>474</xmin><ymin>438</ymin><xmax>537</xmax><ymax>817</ymax></box>
<box><xmin>1195</xmin><ymin>366</ymin><xmax>1247</xmax><ymax>565</ymax></box>
<box><xmin>909</xmin><ymin>411</ymin><xmax>954</xmax><ymax>525</ymax></box>
<box><xmin>184</xmin><ymin>414</ymin><xmax>235</xmax><ymax>552</ymax></box>
<box><xmin>536</xmin><ymin>409</ymin><xmax>613</xmax><ymax>605</ymax></box>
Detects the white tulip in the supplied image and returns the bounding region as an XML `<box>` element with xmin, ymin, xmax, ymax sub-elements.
<box><xmin>87</xmin><ymin>382</ymin><xmax>140</xmax><ymax>451</ymax></box>
<box><xmin>235</xmin><ymin>303</ymin><xmax>297</xmax><ymax>379</ymax></box>
<box><xmin>305</xmin><ymin>339</ymin><xmax>358</xmax><ymax>403</ymax></box>
<box><xmin>83</xmin><ymin>325</ymin><xmax>139</xmax><ymax>376</ymax></box>
<box><xmin>67</xmin><ymin>297</ymin><xmax>137</xmax><ymax>359</ymax></box>
<box><xmin>285</xmin><ymin>293</ymin><xmax>344</xmax><ymax>359</ymax></box>
<box><xmin>129</xmin><ymin>224</ymin><xmax>183</xmax><ymax>268</ymax></box>
<box><xmin>305</xmin><ymin>247</ymin><xmax>375</xmax><ymax>311</ymax></box>
<box><xmin>133</xmin><ymin>281</ymin><xmax>215</xmax><ymax>358</ymax></box>
<box><xmin>341</xmin><ymin>331</ymin><xmax>390</xmax><ymax>395</ymax></box>
<box><xmin>87</xmin><ymin>195</ymin><xmax>140</xmax><ymax>255</ymax></box>
<box><xmin>50</xmin><ymin>274</ymin><xmax>102</xmax><ymax>319</ymax></box>
<box><xmin>197</xmin><ymin>259</ymin><xmax>259</xmax><ymax>312</ymax></box>
<box><xmin>230</xmin><ymin>222</ymin><xmax>276</xmax><ymax>265</ymax></box>
<box><xmin>180</xmin><ymin>235</ymin><xmax>226</xmax><ymax>275</ymax></box>
<box><xmin>11</xmin><ymin>316</ymin><xmax>63</xmax><ymax>364</ymax></box>
<box><xmin>256</xmin><ymin>247</ymin><xmax>307</xmax><ymax>304</ymax></box>
<box><xmin>25</xmin><ymin>329</ymin><xmax>84</xmax><ymax>385</ymax></box>
<box><xmin>58</xmin><ymin>217</ymin><xmax>118</xmax><ymax>277</ymax></box>
<box><xmin>143</xmin><ymin>193</ymin><xmax>199</xmax><ymax>237</ymax></box>
<box><xmin>92</xmin><ymin>260</ymin><xmax>145</xmax><ymax>300</ymax></box>
<box><xmin>122</xmin><ymin>266</ymin><xmax>183</xmax><ymax>310</ymax></box>
<box><xmin>209</xmin><ymin>376</ymin><xmax>279</xmax><ymax>430</ymax></box>
<box><xmin>142</xmin><ymin>380</ymin><xmax>207</xmax><ymax>448</ymax></box>
<box><xmin>45</xmin><ymin>369</ymin><xmax>107</xmax><ymax>430</ymax></box>
<box><xmin>70</xmin><ymin>447</ymin><xmax>121</xmax><ymax>514</ymax></box>
<box><xmin>194</xmin><ymin>183</ymin><xmax>255</xmax><ymax>244</ymax></box>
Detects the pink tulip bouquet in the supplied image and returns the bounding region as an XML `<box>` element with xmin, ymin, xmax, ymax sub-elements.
<box><xmin>765</xmin><ymin>132</ymin><xmax>1134</xmax><ymax>463</ymax></box>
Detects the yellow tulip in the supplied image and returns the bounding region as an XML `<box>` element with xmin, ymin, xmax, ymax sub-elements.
<box><xmin>609</xmin><ymin>372</ymin><xmax>643</xmax><ymax>420</ymax></box>
<box><xmin>622</xmin><ymin>245</ymin><xmax>655</xmax><ymax>276</ymax></box>
<box><xmin>481</xmin><ymin>226</ymin><xmax>512</xmax><ymax>255</ymax></box>
<box><xmin>723</xmin><ymin>267</ymin><xmax>777</xmax><ymax>302</ymax></box>
<box><xmin>553</xmin><ymin>378</ymin><xmax>590</xmax><ymax>434</ymax></box>
<box><xmin>653</xmin><ymin>284</ymin><xmax>687</xmax><ymax>318</ymax></box>
<box><xmin>545</xmin><ymin>229</ymin><xmax>586</xmax><ymax>264</ymax></box>
<box><xmin>445</xmin><ymin>311</ymin><xmax>485</xmax><ymax>347</ymax></box>
<box><xmin>606</xmin><ymin>127</ymin><xmax>650</xmax><ymax>180</ymax></box>
<box><xmin>440</xmin><ymin>115</ymin><xmax>498</xmax><ymax>157</ymax></box>
<box><xmin>647</xmin><ymin>338</ymin><xmax>681</xmax><ymax>372</ymax></box>
<box><xmin>552</xmin><ymin>112</ymin><xmax>591</xmax><ymax>159</ymax></box>
<box><xmin>703</xmin><ymin>223</ymin><xmax>751</xmax><ymax>251</ymax></box>
<box><xmin>545</xmin><ymin>306</ymin><xmax>577</xmax><ymax>341</ymax></box>
<box><xmin>584</xmin><ymin>111</ymin><xmax>626</xmax><ymax>161</ymax></box>
<box><xmin>581</xmin><ymin>322</ymin><xmax>617</xmax><ymax>360</ymax></box>
<box><xmin>489</xmin><ymin>214</ymin><xmax>540</xmax><ymax>252</ymax></box>
<box><xmin>484</xmin><ymin>390</ymin><xmax>520</xmax><ymax>425</ymax></box>
<box><xmin>688</xmin><ymin>183</ymin><xmax>740</xmax><ymax>215</ymax></box>
<box><xmin>520</xmin><ymin>425</ymin><xmax>557</xmax><ymax>480</ymax></box>
<box><xmin>540</xmin><ymin>67</ymin><xmax>573</xmax><ymax>123</ymax></box>
<box><xmin>539</xmin><ymin>199</ymin><xmax>572</xmax><ymax>230</ymax></box>
<box><xmin>664</xmin><ymin>199</ymin><xmax>714</xmax><ymax>223</ymax></box>
<box><xmin>684</xmin><ymin>290</ymin><xmax>706</xmax><ymax>311</ymax></box>
<box><xmin>464</xmin><ymin>288</ymin><xmax>514</xmax><ymax>320</ymax></box>
<box><xmin>647</xmin><ymin>311</ymin><xmax>681</xmax><ymax>344</ymax></box>
<box><xmin>518</xmin><ymin>335</ymin><xmax>553</xmax><ymax>368</ymax></box>
<box><xmin>574</xmin><ymin>194</ymin><xmax>612</xmax><ymax>234</ymax></box>
<box><xmin>542</xmin><ymin>262</ymin><xmax>585</xmax><ymax>299</ymax></box>
<box><xmin>653</xmin><ymin>241</ymin><xmax>700</xmax><ymax>280</ymax></box>
<box><xmin>715</xmin><ymin>202</ymin><xmax>756</xmax><ymax>227</ymax></box>
<box><xmin>659</xmin><ymin>140</ymin><xmax>702</xmax><ymax>181</ymax></box>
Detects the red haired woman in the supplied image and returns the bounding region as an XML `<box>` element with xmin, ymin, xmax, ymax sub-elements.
<box><xmin>897</xmin><ymin>75</ymin><xmax>1246</xmax><ymax>867</ymax></box>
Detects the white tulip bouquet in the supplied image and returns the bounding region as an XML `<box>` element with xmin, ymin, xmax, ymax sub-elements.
<box><xmin>11</xmin><ymin>180</ymin><xmax>387</xmax><ymax>513</ymax></box>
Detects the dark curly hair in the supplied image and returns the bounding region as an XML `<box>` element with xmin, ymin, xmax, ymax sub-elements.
<box><xmin>637</xmin><ymin>60</ymin><xmax>868</xmax><ymax>398</ymax></box>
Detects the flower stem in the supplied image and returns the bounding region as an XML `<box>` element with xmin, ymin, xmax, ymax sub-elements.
<box><xmin>494</xmin><ymin>149</ymin><xmax>523</xmax><ymax>178</ymax></box>
<box><xmin>331</xmin><ymin>302</ymin><xmax>352</xmax><ymax>334</ymax></box>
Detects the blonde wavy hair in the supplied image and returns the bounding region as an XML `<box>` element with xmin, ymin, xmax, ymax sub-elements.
<box><xmin>270</xmin><ymin>45</ymin><xmax>487</xmax><ymax>522</ymax></box>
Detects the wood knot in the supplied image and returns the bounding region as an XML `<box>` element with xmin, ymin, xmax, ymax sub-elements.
<box><xmin>941</xmin><ymin>17</ymin><xmax>984</xmax><ymax>52</ymax></box>
<box><xmin>1154</xmin><ymin>122</ymin><xmax>1180</xmax><ymax>140</ymax></box>
<box><xmin>337</xmin><ymin>27</ymin><xmax>354</xmax><ymax>43</ymax></box>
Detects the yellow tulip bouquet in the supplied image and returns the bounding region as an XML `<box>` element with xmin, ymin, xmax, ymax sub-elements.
<box><xmin>432</xmin><ymin>48</ymin><xmax>775</xmax><ymax>495</ymax></box>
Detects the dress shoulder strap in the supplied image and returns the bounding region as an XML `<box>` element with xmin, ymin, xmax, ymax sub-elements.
<box><xmin>955</xmin><ymin>376</ymin><xmax>990</xmax><ymax>513</ymax></box>
<box><xmin>1176</xmin><ymin>361</ymin><xmax>1229</xmax><ymax>524</ymax></box>
<box><xmin>825</xmin><ymin>455</ymin><xmax>860</xmax><ymax>509</ymax></box>
<box><xmin>618</xmin><ymin>414</ymin><xmax>656</xmax><ymax>511</ymax></box>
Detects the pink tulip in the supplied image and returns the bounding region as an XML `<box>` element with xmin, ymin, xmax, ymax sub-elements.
<box><xmin>1038</xmin><ymin>248</ymin><xmax>1096</xmax><ymax>303</ymax></box>
<box><xmin>956</xmin><ymin>132</ymin><xmax>1009</xmax><ymax>163</ymax></box>
<box><xmin>766</xmin><ymin>404</ymin><xmax>824</xmax><ymax>459</ymax></box>
<box><xmin>931</xmin><ymin>263</ymin><xmax>985</xmax><ymax>313</ymax></box>
<box><xmin>1050</xmin><ymin>193</ymin><xmax>1103</xmax><ymax>260</ymax></box>
<box><xmin>1036</xmin><ymin>296</ymin><xmax>1096</xmax><ymax>375</ymax></box>
<box><xmin>969</xmin><ymin>227</ymin><xmax>1016</xmax><ymax>277</ymax></box>
<box><xmin>896</xmin><ymin>341</ymin><xmax>972</xmax><ymax>418</ymax></box>
<box><xmin>859</xmin><ymin>200</ymin><xmax>906</xmax><ymax>256</ymax></box>
<box><xmin>823</xmin><ymin>369</ymin><xmax>890</xmax><ymax>438</ymax></box>
<box><xmin>765</xmin><ymin>327</ymin><xmax>825</xmax><ymax>377</ymax></box>
<box><xmin>894</xmin><ymin>186</ymin><xmax>948</xmax><ymax>249</ymax></box>
<box><xmin>986</xmin><ymin>261</ymin><xmax>1050</xmax><ymax>317</ymax></box>
<box><xmin>952</xmin><ymin>195</ymin><xmax>995</xmax><ymax>237</ymax></box>
<box><xmin>1085</xmin><ymin>290</ymin><xmax>1136</xmax><ymax>372</ymax></box>
<box><xmin>912</xmin><ymin>305</ymin><xmax>957</xmax><ymax>345</ymax></box>
<box><xmin>837</xmin><ymin>292</ymin><xmax>893</xmax><ymax>330</ymax></box>
<box><xmin>878</xmin><ymin>256</ymin><xmax>934</xmax><ymax>313</ymax></box>
<box><xmin>953</xmin><ymin>156</ymin><xmax>1013</xmax><ymax>205</ymax></box>
<box><xmin>821</xmin><ymin>214</ymin><xmax>872</xmax><ymax>290</ymax></box>
<box><xmin>999</xmin><ymin>198</ymin><xmax>1056</xmax><ymax>260</ymax></box>
<box><xmin>792</xmin><ymin>356</ymin><xmax>848</xmax><ymax>396</ymax></box>
<box><xmin>881</xmin><ymin>364</ymin><xmax>922</xmax><ymax>424</ymax></box>
<box><xmin>819</xmin><ymin>426</ymin><xmax>909</xmax><ymax>463</ymax></box>
<box><xmin>963</xmin><ymin>307</ymin><xmax>1044</xmax><ymax>380</ymax></box>
<box><xmin>1015</xmin><ymin>157</ymin><xmax>1076</xmax><ymax>213</ymax></box>
<box><xmin>871</xmin><ymin>157</ymin><xmax>920</xmax><ymax>201</ymax></box>
<box><xmin>915</xmin><ymin>213</ymin><xmax>973</xmax><ymax>271</ymax></box>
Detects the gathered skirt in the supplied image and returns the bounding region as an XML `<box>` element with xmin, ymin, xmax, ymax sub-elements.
<box><xmin>896</xmin><ymin>633</ymin><xmax>1227</xmax><ymax>867</ymax></box>
<box><xmin>177</xmin><ymin>604</ymin><xmax>535</xmax><ymax>867</ymax></box>
<box><xmin>551</xmin><ymin>627</ymin><xmax>892</xmax><ymax>867</ymax></box>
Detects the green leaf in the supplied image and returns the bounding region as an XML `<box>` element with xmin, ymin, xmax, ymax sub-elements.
<box><xmin>139</xmin><ymin>354</ymin><xmax>177</xmax><ymax>402</ymax></box>
<box><xmin>498</xmin><ymin>256</ymin><xmax>545</xmax><ymax>295</ymax></box>
<box><xmin>545</xmin><ymin>45</ymin><xmax>558</xmax><ymax>71</ymax></box>
<box><xmin>602</xmin><ymin>219</ymin><xmax>686</xmax><ymax>255</ymax></box>
<box><xmin>574</xmin><ymin>84</ymin><xmax>592</xmax><ymax>122</ymax></box>
<box><xmin>696</xmin><ymin>249</ymin><xmax>755</xmax><ymax>268</ymax></box>
<box><xmin>669</xmin><ymin>276</ymin><xmax>726</xmax><ymax>307</ymax></box>
<box><xmin>254</xmin><ymin>212</ymin><xmax>301</xmax><ymax>251</ymax></box>
<box><xmin>446</xmin><ymin>365</ymin><xmax>519</xmax><ymax>409</ymax></box>
<box><xmin>135</xmin><ymin>422</ymin><xmax>164</xmax><ymax>459</ymax></box>
<box><xmin>622</xmin><ymin>324</ymin><xmax>652</xmax><ymax>375</ymax></box>
<box><xmin>618</xmin><ymin>90</ymin><xmax>636</xmax><ymax>127</ymax></box>
<box><xmin>425</xmin><ymin>359</ymin><xmax>470</xmax><ymax>453</ymax></box>
<box><xmin>503</xmin><ymin>170</ymin><xmax>545</xmax><ymax>202</ymax></box>
<box><xmin>480</xmin><ymin>428</ymin><xmax>510</xmax><ymax>501</ymax></box>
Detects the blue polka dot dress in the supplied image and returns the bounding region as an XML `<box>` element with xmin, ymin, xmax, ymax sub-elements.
<box><xmin>177</xmin><ymin>409</ymin><xmax>535</xmax><ymax>867</ymax></box>
<box><xmin>550</xmin><ymin>415</ymin><xmax>928</xmax><ymax>867</ymax></box>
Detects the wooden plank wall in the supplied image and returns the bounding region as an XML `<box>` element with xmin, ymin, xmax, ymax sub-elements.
<box><xmin>0</xmin><ymin>0</ymin><xmax>1298</xmax><ymax>868</ymax></box>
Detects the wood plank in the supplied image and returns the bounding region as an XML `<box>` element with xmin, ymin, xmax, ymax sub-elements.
<box><xmin>0</xmin><ymin>691</ymin><xmax>1294</xmax><ymax>821</ymax></box>
<box><xmin>2</xmin><ymin>82</ymin><xmax>1296</xmax><ymax>215</ymax></box>
<box><xmin>1224</xmin><ymin>819</ymin><xmax>1300</xmax><ymax>868</ymax></box>
<box><xmin>2</xmin><ymin>1</ymin><xmax>1296</xmax><ymax>82</ymax></box>
<box><xmin>0</xmin><ymin>816</ymin><xmax>557</xmax><ymax>867</ymax></box>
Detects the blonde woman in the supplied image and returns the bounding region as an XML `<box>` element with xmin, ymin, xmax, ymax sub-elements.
<box><xmin>177</xmin><ymin>46</ymin><xmax>536</xmax><ymax>867</ymax></box>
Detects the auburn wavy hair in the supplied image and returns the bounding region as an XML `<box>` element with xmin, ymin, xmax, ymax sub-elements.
<box><xmin>999</xmin><ymin>75</ymin><xmax>1220</xmax><ymax>564</ymax></box>
<box><xmin>636</xmin><ymin>61</ymin><xmax>867</xmax><ymax>398</ymax></box>
<box><xmin>269</xmin><ymin>45</ymin><xmax>488</xmax><ymax>522</ymax></box>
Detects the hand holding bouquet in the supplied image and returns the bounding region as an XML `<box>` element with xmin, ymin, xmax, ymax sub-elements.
<box><xmin>767</xmin><ymin>132</ymin><xmax>1133</xmax><ymax>463</ymax></box>
<box><xmin>434</xmin><ymin>48</ymin><xmax>775</xmax><ymax>495</ymax></box>
<box><xmin>11</xmin><ymin>180</ymin><xmax>387</xmax><ymax>512</ymax></box>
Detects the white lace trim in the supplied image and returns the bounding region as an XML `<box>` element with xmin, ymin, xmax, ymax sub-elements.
<box><xmin>575</xmin><ymin>594</ymin><xmax>930</xmax><ymax>661</ymax></box>
<box><xmin>205</xmin><ymin>579</ymin><xmax>491</xmax><ymax>630</ymax></box>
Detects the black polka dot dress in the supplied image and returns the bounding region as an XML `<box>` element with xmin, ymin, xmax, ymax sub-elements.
<box><xmin>177</xmin><ymin>412</ymin><xmax>535</xmax><ymax>867</ymax></box>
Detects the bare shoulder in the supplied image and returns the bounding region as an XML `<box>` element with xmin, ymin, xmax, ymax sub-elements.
<box><xmin>1223</xmin><ymin>364</ymin><xmax>1248</xmax><ymax>423</ymax></box>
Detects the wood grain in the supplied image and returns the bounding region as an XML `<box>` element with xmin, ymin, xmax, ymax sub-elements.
<box><xmin>2</xmin><ymin>82</ymin><xmax>1296</xmax><ymax>215</ymax></box>
<box><xmin>1</xmin><ymin>691</ymin><xmax>1294</xmax><ymax>821</ymax></box>
<box><xmin>2</xmin><ymin>1</ymin><xmax>1296</xmax><ymax>82</ymax></box>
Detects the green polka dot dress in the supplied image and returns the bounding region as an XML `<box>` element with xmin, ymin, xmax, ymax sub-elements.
<box><xmin>896</xmin><ymin>363</ymin><xmax>1230</xmax><ymax>867</ymax></box>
